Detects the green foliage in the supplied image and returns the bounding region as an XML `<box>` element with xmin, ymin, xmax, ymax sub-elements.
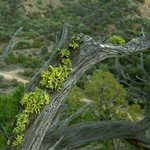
<box><xmin>109</xmin><ymin>35</ymin><xmax>125</xmax><ymax>45</ymax></box>
<box><xmin>32</xmin><ymin>39</ymin><xmax>43</xmax><ymax>48</ymax></box>
<box><xmin>5</xmin><ymin>53</ymin><xmax>43</xmax><ymax>68</ymax></box>
<box><xmin>0</xmin><ymin>84</ymin><xmax>24</xmax><ymax>125</ymax></box>
<box><xmin>0</xmin><ymin>76</ymin><xmax>17</xmax><ymax>89</ymax></box>
<box><xmin>66</xmin><ymin>86</ymin><xmax>97</xmax><ymax>123</ymax></box>
<box><xmin>0</xmin><ymin>84</ymin><xmax>24</xmax><ymax>149</ymax></box>
<box><xmin>66</xmin><ymin>86</ymin><xmax>85</xmax><ymax>112</ymax></box>
<box><xmin>85</xmin><ymin>70</ymin><xmax>126</xmax><ymax>102</ymax></box>
<box><xmin>84</xmin><ymin>70</ymin><xmax>131</xmax><ymax>120</ymax></box>
<box><xmin>14</xmin><ymin>40</ymin><xmax>31</xmax><ymax>49</ymax></box>
<box><xmin>0</xmin><ymin>134</ymin><xmax>7</xmax><ymax>149</ymax></box>
<box><xmin>40</xmin><ymin>45</ymin><xmax>48</xmax><ymax>55</ymax></box>
<box><xmin>66</xmin><ymin>70</ymin><xmax>143</xmax><ymax>125</ymax></box>
<box><xmin>0</xmin><ymin>0</ymin><xmax>144</xmax><ymax>44</ymax></box>
<box><xmin>135</xmin><ymin>0</ymin><xmax>145</xmax><ymax>3</ymax></box>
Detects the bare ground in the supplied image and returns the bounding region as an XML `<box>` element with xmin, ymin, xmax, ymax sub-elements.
<box><xmin>139</xmin><ymin>0</ymin><xmax>150</xmax><ymax>19</ymax></box>
<box><xmin>0</xmin><ymin>69</ymin><xmax>29</xmax><ymax>84</ymax></box>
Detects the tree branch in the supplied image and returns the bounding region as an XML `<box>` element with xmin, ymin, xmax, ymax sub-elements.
<box><xmin>42</xmin><ymin>119</ymin><xmax>150</xmax><ymax>150</ymax></box>
<box><xmin>11</xmin><ymin>33</ymin><xmax>150</xmax><ymax>150</ymax></box>
<box><xmin>0</xmin><ymin>27</ymin><xmax>23</xmax><ymax>62</ymax></box>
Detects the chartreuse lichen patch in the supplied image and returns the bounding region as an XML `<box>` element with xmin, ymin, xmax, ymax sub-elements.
<box><xmin>12</xmin><ymin>88</ymin><xmax>50</xmax><ymax>147</ymax></box>
<box><xmin>40</xmin><ymin>49</ymin><xmax>72</xmax><ymax>91</ymax></box>
<box><xmin>68</xmin><ymin>35</ymin><xmax>80</xmax><ymax>49</ymax></box>
<box><xmin>109</xmin><ymin>35</ymin><xmax>125</xmax><ymax>45</ymax></box>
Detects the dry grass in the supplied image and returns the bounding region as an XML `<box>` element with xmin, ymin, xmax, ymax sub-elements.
<box><xmin>139</xmin><ymin>0</ymin><xmax>150</xmax><ymax>19</ymax></box>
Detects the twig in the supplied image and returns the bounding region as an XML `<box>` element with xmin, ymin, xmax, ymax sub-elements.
<box><xmin>140</xmin><ymin>52</ymin><xmax>148</xmax><ymax>77</ymax></box>
<box><xmin>112</xmin><ymin>139</ymin><xmax>118</xmax><ymax>150</ymax></box>
<box><xmin>62</xmin><ymin>102</ymin><xmax>93</xmax><ymax>127</ymax></box>
<box><xmin>141</xmin><ymin>27</ymin><xmax>145</xmax><ymax>37</ymax></box>
<box><xmin>121</xmin><ymin>80</ymin><xmax>146</xmax><ymax>96</ymax></box>
<box><xmin>48</xmin><ymin>136</ymin><xmax>64</xmax><ymax>150</ymax></box>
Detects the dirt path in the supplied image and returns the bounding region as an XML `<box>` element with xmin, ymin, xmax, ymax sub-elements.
<box><xmin>0</xmin><ymin>69</ymin><xmax>29</xmax><ymax>84</ymax></box>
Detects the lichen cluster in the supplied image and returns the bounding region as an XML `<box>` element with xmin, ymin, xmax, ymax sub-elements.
<box><xmin>68</xmin><ymin>35</ymin><xmax>80</xmax><ymax>49</ymax></box>
<box><xmin>11</xmin><ymin>35</ymin><xmax>80</xmax><ymax>147</ymax></box>
<box><xmin>12</xmin><ymin>88</ymin><xmax>50</xmax><ymax>146</ymax></box>
<box><xmin>40</xmin><ymin>49</ymin><xmax>72</xmax><ymax>91</ymax></box>
<box><xmin>109</xmin><ymin>35</ymin><xmax>125</xmax><ymax>45</ymax></box>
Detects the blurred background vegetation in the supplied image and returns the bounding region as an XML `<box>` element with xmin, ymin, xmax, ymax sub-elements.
<box><xmin>0</xmin><ymin>0</ymin><xmax>150</xmax><ymax>149</ymax></box>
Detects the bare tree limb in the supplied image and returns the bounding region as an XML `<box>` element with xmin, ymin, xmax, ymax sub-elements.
<box><xmin>42</xmin><ymin>119</ymin><xmax>150</xmax><ymax>150</ymax></box>
<box><xmin>48</xmin><ymin>136</ymin><xmax>64</xmax><ymax>150</ymax></box>
<box><xmin>0</xmin><ymin>27</ymin><xmax>23</xmax><ymax>62</ymax></box>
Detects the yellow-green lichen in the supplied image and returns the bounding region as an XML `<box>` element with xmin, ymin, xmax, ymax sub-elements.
<box><xmin>12</xmin><ymin>88</ymin><xmax>50</xmax><ymax>147</ymax></box>
<box><xmin>69</xmin><ymin>35</ymin><xmax>80</xmax><ymax>49</ymax></box>
<box><xmin>40</xmin><ymin>48</ymin><xmax>72</xmax><ymax>91</ymax></box>
<box><xmin>12</xmin><ymin>134</ymin><xmax>24</xmax><ymax>147</ymax></box>
<box><xmin>21</xmin><ymin>88</ymin><xmax>50</xmax><ymax>114</ymax></box>
<box><xmin>13</xmin><ymin>111</ymin><xmax>29</xmax><ymax>134</ymax></box>
<box><xmin>109</xmin><ymin>35</ymin><xmax>125</xmax><ymax>45</ymax></box>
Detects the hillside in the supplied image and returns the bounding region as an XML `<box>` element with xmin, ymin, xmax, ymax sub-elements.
<box><xmin>0</xmin><ymin>0</ymin><xmax>150</xmax><ymax>149</ymax></box>
<box><xmin>0</xmin><ymin>0</ymin><xmax>149</xmax><ymax>85</ymax></box>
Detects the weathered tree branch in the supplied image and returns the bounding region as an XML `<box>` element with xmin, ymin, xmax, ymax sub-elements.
<box><xmin>10</xmin><ymin>32</ymin><xmax>150</xmax><ymax>150</ymax></box>
<box><xmin>25</xmin><ymin>23</ymin><xmax>68</xmax><ymax>93</ymax></box>
<box><xmin>0</xmin><ymin>27</ymin><xmax>23</xmax><ymax>62</ymax></box>
<box><xmin>41</xmin><ymin>119</ymin><xmax>150</xmax><ymax>150</ymax></box>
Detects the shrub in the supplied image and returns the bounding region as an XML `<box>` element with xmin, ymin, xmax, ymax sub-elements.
<box><xmin>40</xmin><ymin>45</ymin><xmax>48</xmax><ymax>55</ymax></box>
<box><xmin>136</xmin><ymin>0</ymin><xmax>145</xmax><ymax>3</ymax></box>
<box><xmin>0</xmin><ymin>84</ymin><xmax>24</xmax><ymax>148</ymax></box>
<box><xmin>32</xmin><ymin>39</ymin><xmax>42</xmax><ymax>48</ymax></box>
<box><xmin>14</xmin><ymin>40</ymin><xmax>31</xmax><ymax>49</ymax></box>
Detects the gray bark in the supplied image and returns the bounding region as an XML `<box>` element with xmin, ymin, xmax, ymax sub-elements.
<box><xmin>9</xmin><ymin>29</ymin><xmax>150</xmax><ymax>150</ymax></box>
<box><xmin>41</xmin><ymin>120</ymin><xmax>150</xmax><ymax>150</ymax></box>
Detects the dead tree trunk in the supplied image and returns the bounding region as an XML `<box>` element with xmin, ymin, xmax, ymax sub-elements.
<box><xmin>8</xmin><ymin>25</ymin><xmax>150</xmax><ymax>150</ymax></box>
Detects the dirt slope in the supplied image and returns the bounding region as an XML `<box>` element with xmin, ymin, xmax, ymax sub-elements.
<box><xmin>0</xmin><ymin>69</ymin><xmax>29</xmax><ymax>84</ymax></box>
